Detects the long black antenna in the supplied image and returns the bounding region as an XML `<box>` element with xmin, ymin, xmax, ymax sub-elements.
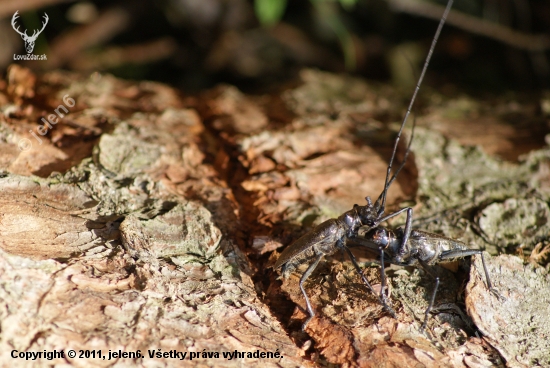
<box><xmin>375</xmin><ymin>0</ymin><xmax>454</xmax><ymax>213</ymax></box>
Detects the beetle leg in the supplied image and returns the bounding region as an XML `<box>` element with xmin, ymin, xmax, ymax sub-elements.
<box><xmin>421</xmin><ymin>277</ymin><xmax>440</xmax><ymax>332</ymax></box>
<box><xmin>342</xmin><ymin>245</ymin><xmax>397</xmax><ymax>318</ymax></box>
<box><xmin>300</xmin><ymin>254</ymin><xmax>324</xmax><ymax>331</ymax></box>
<box><xmin>438</xmin><ymin>249</ymin><xmax>503</xmax><ymax>300</ymax></box>
<box><xmin>378</xmin><ymin>246</ymin><xmax>390</xmax><ymax>306</ymax></box>
<box><xmin>378</xmin><ymin>207</ymin><xmax>413</xmax><ymax>263</ymax></box>
<box><xmin>416</xmin><ymin>258</ymin><xmax>440</xmax><ymax>331</ymax></box>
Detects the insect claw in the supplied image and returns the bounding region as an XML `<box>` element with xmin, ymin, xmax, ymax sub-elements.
<box><xmin>301</xmin><ymin>316</ymin><xmax>314</xmax><ymax>331</ymax></box>
<box><xmin>385</xmin><ymin>305</ymin><xmax>397</xmax><ymax>319</ymax></box>
<box><xmin>490</xmin><ymin>287</ymin><xmax>505</xmax><ymax>301</ymax></box>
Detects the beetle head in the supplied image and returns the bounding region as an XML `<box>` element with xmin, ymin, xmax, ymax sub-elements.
<box><xmin>355</xmin><ymin>196</ymin><xmax>379</xmax><ymax>229</ymax></box>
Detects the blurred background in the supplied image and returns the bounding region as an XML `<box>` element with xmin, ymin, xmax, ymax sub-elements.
<box><xmin>1</xmin><ymin>0</ymin><xmax>549</xmax><ymax>94</ymax></box>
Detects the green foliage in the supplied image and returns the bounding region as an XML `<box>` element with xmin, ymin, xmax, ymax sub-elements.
<box><xmin>338</xmin><ymin>0</ymin><xmax>357</xmax><ymax>10</ymax></box>
<box><xmin>254</xmin><ymin>0</ymin><xmax>288</xmax><ymax>27</ymax></box>
<box><xmin>311</xmin><ymin>0</ymin><xmax>358</xmax><ymax>70</ymax></box>
<box><xmin>254</xmin><ymin>0</ymin><xmax>358</xmax><ymax>70</ymax></box>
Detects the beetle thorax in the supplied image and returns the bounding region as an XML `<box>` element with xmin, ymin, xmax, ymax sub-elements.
<box><xmin>337</xmin><ymin>208</ymin><xmax>363</xmax><ymax>235</ymax></box>
<box><xmin>385</xmin><ymin>229</ymin><xmax>408</xmax><ymax>264</ymax></box>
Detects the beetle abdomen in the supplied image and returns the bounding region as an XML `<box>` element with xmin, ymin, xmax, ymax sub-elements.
<box><xmin>274</xmin><ymin>219</ymin><xmax>345</xmax><ymax>277</ymax></box>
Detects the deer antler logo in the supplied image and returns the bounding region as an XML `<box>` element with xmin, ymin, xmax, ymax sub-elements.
<box><xmin>11</xmin><ymin>11</ymin><xmax>49</xmax><ymax>54</ymax></box>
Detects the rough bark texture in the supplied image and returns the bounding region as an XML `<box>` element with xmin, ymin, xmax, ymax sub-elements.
<box><xmin>0</xmin><ymin>65</ymin><xmax>300</xmax><ymax>367</ymax></box>
<box><xmin>0</xmin><ymin>66</ymin><xmax>549</xmax><ymax>367</ymax></box>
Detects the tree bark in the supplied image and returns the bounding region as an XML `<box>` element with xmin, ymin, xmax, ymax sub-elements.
<box><xmin>0</xmin><ymin>65</ymin><xmax>549</xmax><ymax>367</ymax></box>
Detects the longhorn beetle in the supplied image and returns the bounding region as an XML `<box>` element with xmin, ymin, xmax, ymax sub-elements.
<box><xmin>350</xmin><ymin>227</ymin><xmax>499</xmax><ymax>330</ymax></box>
<box><xmin>273</xmin><ymin>0</ymin><xmax>455</xmax><ymax>330</ymax></box>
